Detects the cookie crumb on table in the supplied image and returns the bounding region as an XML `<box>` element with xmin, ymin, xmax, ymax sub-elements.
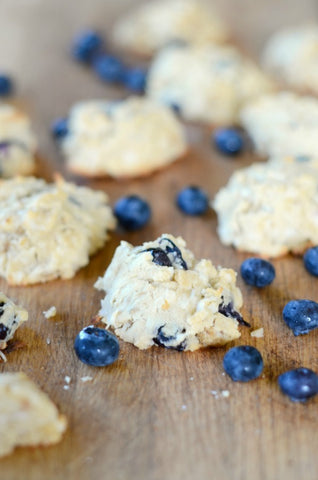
<box><xmin>43</xmin><ymin>306</ymin><xmax>57</xmax><ymax>319</ymax></box>
<box><xmin>251</xmin><ymin>328</ymin><xmax>264</xmax><ymax>338</ymax></box>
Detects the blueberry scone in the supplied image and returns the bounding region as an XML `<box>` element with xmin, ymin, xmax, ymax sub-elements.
<box><xmin>95</xmin><ymin>234</ymin><xmax>246</xmax><ymax>351</ymax></box>
<box><xmin>0</xmin><ymin>293</ymin><xmax>28</xmax><ymax>350</ymax></box>
<box><xmin>262</xmin><ymin>24</ymin><xmax>318</xmax><ymax>95</ymax></box>
<box><xmin>0</xmin><ymin>372</ymin><xmax>67</xmax><ymax>457</ymax></box>
<box><xmin>111</xmin><ymin>0</ymin><xmax>229</xmax><ymax>57</ymax></box>
<box><xmin>61</xmin><ymin>97</ymin><xmax>187</xmax><ymax>178</ymax></box>
<box><xmin>0</xmin><ymin>176</ymin><xmax>116</xmax><ymax>285</ymax></box>
<box><xmin>213</xmin><ymin>160</ymin><xmax>318</xmax><ymax>257</ymax></box>
<box><xmin>240</xmin><ymin>92</ymin><xmax>318</xmax><ymax>158</ymax></box>
<box><xmin>0</xmin><ymin>104</ymin><xmax>37</xmax><ymax>177</ymax></box>
<box><xmin>146</xmin><ymin>44</ymin><xmax>275</xmax><ymax>125</ymax></box>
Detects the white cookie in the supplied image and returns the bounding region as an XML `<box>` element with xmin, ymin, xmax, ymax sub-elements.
<box><xmin>262</xmin><ymin>24</ymin><xmax>318</xmax><ymax>95</ymax></box>
<box><xmin>240</xmin><ymin>91</ymin><xmax>318</xmax><ymax>158</ymax></box>
<box><xmin>95</xmin><ymin>234</ymin><xmax>245</xmax><ymax>352</ymax></box>
<box><xmin>213</xmin><ymin>160</ymin><xmax>318</xmax><ymax>257</ymax></box>
<box><xmin>111</xmin><ymin>0</ymin><xmax>229</xmax><ymax>57</ymax></box>
<box><xmin>0</xmin><ymin>372</ymin><xmax>67</xmax><ymax>457</ymax></box>
<box><xmin>0</xmin><ymin>104</ymin><xmax>37</xmax><ymax>178</ymax></box>
<box><xmin>0</xmin><ymin>176</ymin><xmax>116</xmax><ymax>285</ymax></box>
<box><xmin>61</xmin><ymin>97</ymin><xmax>187</xmax><ymax>178</ymax></box>
<box><xmin>0</xmin><ymin>292</ymin><xmax>28</xmax><ymax>350</ymax></box>
<box><xmin>146</xmin><ymin>44</ymin><xmax>274</xmax><ymax>125</ymax></box>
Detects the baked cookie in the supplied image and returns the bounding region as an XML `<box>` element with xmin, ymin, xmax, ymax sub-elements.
<box><xmin>0</xmin><ymin>292</ymin><xmax>28</xmax><ymax>350</ymax></box>
<box><xmin>0</xmin><ymin>103</ymin><xmax>37</xmax><ymax>177</ymax></box>
<box><xmin>146</xmin><ymin>44</ymin><xmax>275</xmax><ymax>125</ymax></box>
<box><xmin>262</xmin><ymin>24</ymin><xmax>318</xmax><ymax>95</ymax></box>
<box><xmin>0</xmin><ymin>372</ymin><xmax>67</xmax><ymax>457</ymax></box>
<box><xmin>0</xmin><ymin>176</ymin><xmax>115</xmax><ymax>285</ymax></box>
<box><xmin>111</xmin><ymin>0</ymin><xmax>229</xmax><ymax>57</ymax></box>
<box><xmin>240</xmin><ymin>91</ymin><xmax>318</xmax><ymax>157</ymax></box>
<box><xmin>95</xmin><ymin>234</ymin><xmax>245</xmax><ymax>351</ymax></box>
<box><xmin>212</xmin><ymin>160</ymin><xmax>318</xmax><ymax>257</ymax></box>
<box><xmin>61</xmin><ymin>97</ymin><xmax>187</xmax><ymax>178</ymax></box>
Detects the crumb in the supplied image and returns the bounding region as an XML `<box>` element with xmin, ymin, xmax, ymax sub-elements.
<box><xmin>43</xmin><ymin>306</ymin><xmax>57</xmax><ymax>319</ymax></box>
<box><xmin>64</xmin><ymin>376</ymin><xmax>71</xmax><ymax>384</ymax></box>
<box><xmin>189</xmin><ymin>376</ymin><xmax>194</xmax><ymax>381</ymax></box>
<box><xmin>0</xmin><ymin>351</ymin><xmax>7</xmax><ymax>363</ymax></box>
<box><xmin>251</xmin><ymin>327</ymin><xmax>264</xmax><ymax>338</ymax></box>
<box><xmin>46</xmin><ymin>337</ymin><xmax>51</xmax><ymax>345</ymax></box>
<box><xmin>181</xmin><ymin>404</ymin><xmax>187</xmax><ymax>410</ymax></box>
<box><xmin>81</xmin><ymin>376</ymin><xmax>93</xmax><ymax>383</ymax></box>
<box><xmin>63</xmin><ymin>385</ymin><xmax>70</xmax><ymax>391</ymax></box>
<box><xmin>210</xmin><ymin>390</ymin><xmax>219</xmax><ymax>398</ymax></box>
<box><xmin>221</xmin><ymin>390</ymin><xmax>230</xmax><ymax>398</ymax></box>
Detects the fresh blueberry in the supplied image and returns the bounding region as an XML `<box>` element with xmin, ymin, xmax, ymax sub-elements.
<box><xmin>0</xmin><ymin>74</ymin><xmax>13</xmax><ymax>96</ymax></box>
<box><xmin>123</xmin><ymin>67</ymin><xmax>147</xmax><ymax>93</ymax></box>
<box><xmin>143</xmin><ymin>248</ymin><xmax>172</xmax><ymax>267</ymax></box>
<box><xmin>93</xmin><ymin>54</ymin><xmax>125</xmax><ymax>83</ymax></box>
<box><xmin>71</xmin><ymin>29</ymin><xmax>103</xmax><ymax>62</ymax></box>
<box><xmin>223</xmin><ymin>345</ymin><xmax>263</xmax><ymax>382</ymax></box>
<box><xmin>74</xmin><ymin>326</ymin><xmax>119</xmax><ymax>367</ymax></box>
<box><xmin>114</xmin><ymin>195</ymin><xmax>151</xmax><ymax>231</ymax></box>
<box><xmin>51</xmin><ymin>118</ymin><xmax>68</xmax><ymax>139</ymax></box>
<box><xmin>176</xmin><ymin>186</ymin><xmax>209</xmax><ymax>216</ymax></box>
<box><xmin>240</xmin><ymin>258</ymin><xmax>275</xmax><ymax>287</ymax></box>
<box><xmin>278</xmin><ymin>368</ymin><xmax>318</xmax><ymax>402</ymax></box>
<box><xmin>213</xmin><ymin>128</ymin><xmax>244</xmax><ymax>155</ymax></box>
<box><xmin>283</xmin><ymin>299</ymin><xmax>318</xmax><ymax>336</ymax></box>
<box><xmin>304</xmin><ymin>246</ymin><xmax>318</xmax><ymax>277</ymax></box>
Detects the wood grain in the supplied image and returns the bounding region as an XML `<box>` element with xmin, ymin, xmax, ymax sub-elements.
<box><xmin>1</xmin><ymin>1</ymin><xmax>318</xmax><ymax>479</ymax></box>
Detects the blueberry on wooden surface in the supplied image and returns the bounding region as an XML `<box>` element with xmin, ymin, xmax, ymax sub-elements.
<box><xmin>223</xmin><ymin>345</ymin><xmax>263</xmax><ymax>382</ymax></box>
<box><xmin>240</xmin><ymin>258</ymin><xmax>275</xmax><ymax>287</ymax></box>
<box><xmin>74</xmin><ymin>326</ymin><xmax>119</xmax><ymax>367</ymax></box>
<box><xmin>176</xmin><ymin>186</ymin><xmax>209</xmax><ymax>216</ymax></box>
<box><xmin>71</xmin><ymin>29</ymin><xmax>103</xmax><ymax>62</ymax></box>
<box><xmin>114</xmin><ymin>195</ymin><xmax>151</xmax><ymax>231</ymax></box>
<box><xmin>213</xmin><ymin>128</ymin><xmax>244</xmax><ymax>155</ymax></box>
<box><xmin>282</xmin><ymin>299</ymin><xmax>318</xmax><ymax>336</ymax></box>
<box><xmin>51</xmin><ymin>118</ymin><xmax>68</xmax><ymax>139</ymax></box>
<box><xmin>123</xmin><ymin>67</ymin><xmax>147</xmax><ymax>93</ymax></box>
<box><xmin>0</xmin><ymin>74</ymin><xmax>13</xmax><ymax>96</ymax></box>
<box><xmin>278</xmin><ymin>368</ymin><xmax>318</xmax><ymax>402</ymax></box>
<box><xmin>303</xmin><ymin>246</ymin><xmax>318</xmax><ymax>277</ymax></box>
<box><xmin>93</xmin><ymin>54</ymin><xmax>125</xmax><ymax>83</ymax></box>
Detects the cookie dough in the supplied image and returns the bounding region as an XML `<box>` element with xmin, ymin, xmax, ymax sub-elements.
<box><xmin>212</xmin><ymin>160</ymin><xmax>318</xmax><ymax>257</ymax></box>
<box><xmin>0</xmin><ymin>372</ymin><xmax>67</xmax><ymax>457</ymax></box>
<box><xmin>146</xmin><ymin>44</ymin><xmax>275</xmax><ymax>125</ymax></box>
<box><xmin>95</xmin><ymin>234</ymin><xmax>245</xmax><ymax>351</ymax></box>
<box><xmin>0</xmin><ymin>292</ymin><xmax>28</xmax><ymax>350</ymax></box>
<box><xmin>111</xmin><ymin>0</ymin><xmax>229</xmax><ymax>57</ymax></box>
<box><xmin>61</xmin><ymin>97</ymin><xmax>187</xmax><ymax>178</ymax></box>
<box><xmin>0</xmin><ymin>176</ymin><xmax>116</xmax><ymax>285</ymax></box>
<box><xmin>240</xmin><ymin>91</ymin><xmax>318</xmax><ymax>157</ymax></box>
<box><xmin>262</xmin><ymin>24</ymin><xmax>318</xmax><ymax>95</ymax></box>
<box><xmin>0</xmin><ymin>104</ymin><xmax>37</xmax><ymax>177</ymax></box>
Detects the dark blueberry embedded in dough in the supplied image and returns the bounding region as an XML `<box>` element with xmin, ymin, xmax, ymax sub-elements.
<box><xmin>218</xmin><ymin>299</ymin><xmax>250</xmax><ymax>327</ymax></box>
<box><xmin>143</xmin><ymin>248</ymin><xmax>172</xmax><ymax>267</ymax></box>
<box><xmin>159</xmin><ymin>237</ymin><xmax>188</xmax><ymax>270</ymax></box>
<box><xmin>153</xmin><ymin>325</ymin><xmax>187</xmax><ymax>351</ymax></box>
<box><xmin>51</xmin><ymin>118</ymin><xmax>69</xmax><ymax>139</ymax></box>
<box><xmin>0</xmin><ymin>323</ymin><xmax>9</xmax><ymax>340</ymax></box>
<box><xmin>283</xmin><ymin>299</ymin><xmax>318</xmax><ymax>336</ymax></box>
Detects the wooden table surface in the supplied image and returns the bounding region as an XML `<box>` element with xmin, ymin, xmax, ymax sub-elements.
<box><xmin>1</xmin><ymin>1</ymin><xmax>318</xmax><ymax>479</ymax></box>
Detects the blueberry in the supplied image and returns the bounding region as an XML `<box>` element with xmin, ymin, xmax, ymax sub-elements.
<box><xmin>213</xmin><ymin>128</ymin><xmax>244</xmax><ymax>155</ymax></box>
<box><xmin>218</xmin><ymin>300</ymin><xmax>250</xmax><ymax>327</ymax></box>
<box><xmin>304</xmin><ymin>246</ymin><xmax>318</xmax><ymax>277</ymax></box>
<box><xmin>122</xmin><ymin>67</ymin><xmax>147</xmax><ymax>93</ymax></box>
<box><xmin>153</xmin><ymin>325</ymin><xmax>187</xmax><ymax>351</ymax></box>
<box><xmin>0</xmin><ymin>74</ymin><xmax>13</xmax><ymax>96</ymax></box>
<box><xmin>240</xmin><ymin>258</ymin><xmax>275</xmax><ymax>287</ymax></box>
<box><xmin>74</xmin><ymin>326</ymin><xmax>119</xmax><ymax>367</ymax></box>
<box><xmin>176</xmin><ymin>186</ymin><xmax>209</xmax><ymax>216</ymax></box>
<box><xmin>143</xmin><ymin>248</ymin><xmax>172</xmax><ymax>267</ymax></box>
<box><xmin>114</xmin><ymin>195</ymin><xmax>151</xmax><ymax>231</ymax></box>
<box><xmin>0</xmin><ymin>323</ymin><xmax>9</xmax><ymax>340</ymax></box>
<box><xmin>51</xmin><ymin>118</ymin><xmax>68</xmax><ymax>139</ymax></box>
<box><xmin>71</xmin><ymin>29</ymin><xmax>103</xmax><ymax>62</ymax></box>
<box><xmin>159</xmin><ymin>237</ymin><xmax>188</xmax><ymax>270</ymax></box>
<box><xmin>278</xmin><ymin>368</ymin><xmax>318</xmax><ymax>402</ymax></box>
<box><xmin>283</xmin><ymin>299</ymin><xmax>318</xmax><ymax>336</ymax></box>
<box><xmin>93</xmin><ymin>54</ymin><xmax>125</xmax><ymax>83</ymax></box>
<box><xmin>223</xmin><ymin>345</ymin><xmax>263</xmax><ymax>382</ymax></box>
